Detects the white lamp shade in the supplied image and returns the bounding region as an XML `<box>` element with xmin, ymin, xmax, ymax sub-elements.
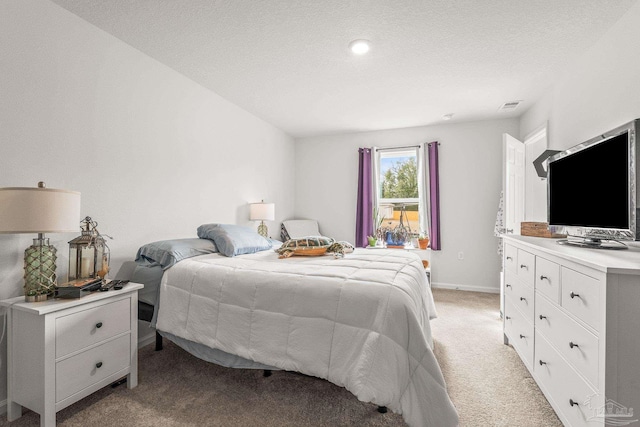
<box><xmin>0</xmin><ymin>187</ymin><xmax>81</xmax><ymax>234</ymax></box>
<box><xmin>249</xmin><ymin>202</ymin><xmax>275</xmax><ymax>221</ymax></box>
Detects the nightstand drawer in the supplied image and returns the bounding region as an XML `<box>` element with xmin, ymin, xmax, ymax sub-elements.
<box><xmin>516</xmin><ymin>249</ymin><xmax>535</xmax><ymax>286</ymax></box>
<box><xmin>56</xmin><ymin>334</ymin><xmax>130</xmax><ymax>403</ymax></box>
<box><xmin>56</xmin><ymin>298</ymin><xmax>131</xmax><ymax>358</ymax></box>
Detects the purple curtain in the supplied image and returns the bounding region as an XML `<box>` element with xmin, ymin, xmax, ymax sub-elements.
<box><xmin>428</xmin><ymin>142</ymin><xmax>441</xmax><ymax>250</ymax></box>
<box><xmin>355</xmin><ymin>148</ymin><xmax>373</xmax><ymax>248</ymax></box>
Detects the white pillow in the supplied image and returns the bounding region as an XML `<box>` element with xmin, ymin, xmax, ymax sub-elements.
<box><xmin>282</xmin><ymin>219</ymin><xmax>321</xmax><ymax>239</ymax></box>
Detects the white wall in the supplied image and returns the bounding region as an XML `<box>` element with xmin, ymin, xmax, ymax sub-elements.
<box><xmin>0</xmin><ymin>0</ymin><xmax>295</xmax><ymax>405</ymax></box>
<box><xmin>520</xmin><ymin>1</ymin><xmax>640</xmax><ymax>147</ymax></box>
<box><xmin>295</xmin><ymin>119</ymin><xmax>519</xmax><ymax>293</ymax></box>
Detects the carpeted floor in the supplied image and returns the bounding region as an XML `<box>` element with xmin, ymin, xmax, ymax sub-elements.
<box><xmin>2</xmin><ymin>288</ymin><xmax>562</xmax><ymax>426</ymax></box>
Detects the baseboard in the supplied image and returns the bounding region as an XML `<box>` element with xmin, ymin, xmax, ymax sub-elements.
<box><xmin>432</xmin><ymin>282</ymin><xmax>500</xmax><ymax>294</ymax></box>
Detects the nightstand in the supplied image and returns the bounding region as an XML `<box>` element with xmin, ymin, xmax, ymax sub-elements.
<box><xmin>1</xmin><ymin>283</ymin><xmax>143</xmax><ymax>427</ymax></box>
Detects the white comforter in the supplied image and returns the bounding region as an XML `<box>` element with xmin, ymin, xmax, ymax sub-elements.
<box><xmin>156</xmin><ymin>248</ymin><xmax>459</xmax><ymax>427</ymax></box>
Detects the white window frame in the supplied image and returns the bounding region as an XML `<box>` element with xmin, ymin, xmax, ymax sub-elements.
<box><xmin>373</xmin><ymin>145</ymin><xmax>428</xmax><ymax>237</ymax></box>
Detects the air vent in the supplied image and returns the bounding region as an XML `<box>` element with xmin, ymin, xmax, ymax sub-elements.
<box><xmin>499</xmin><ymin>100</ymin><xmax>522</xmax><ymax>111</ymax></box>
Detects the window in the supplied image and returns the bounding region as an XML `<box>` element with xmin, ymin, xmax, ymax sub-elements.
<box><xmin>374</xmin><ymin>147</ymin><xmax>425</xmax><ymax>238</ymax></box>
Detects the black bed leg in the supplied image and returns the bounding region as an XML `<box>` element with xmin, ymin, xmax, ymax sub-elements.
<box><xmin>155</xmin><ymin>331</ymin><xmax>163</xmax><ymax>351</ymax></box>
<box><xmin>263</xmin><ymin>370</ymin><xmax>272</xmax><ymax>377</ymax></box>
<box><xmin>377</xmin><ymin>406</ymin><xmax>388</xmax><ymax>413</ymax></box>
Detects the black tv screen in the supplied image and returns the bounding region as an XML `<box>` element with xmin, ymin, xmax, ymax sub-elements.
<box><xmin>548</xmin><ymin>131</ymin><xmax>629</xmax><ymax>229</ymax></box>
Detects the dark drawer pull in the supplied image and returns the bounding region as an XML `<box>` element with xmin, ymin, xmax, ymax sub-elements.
<box><xmin>506</xmin><ymin>256</ymin><xmax>513</xmax><ymax>261</ymax></box>
<box><xmin>569</xmin><ymin>341</ymin><xmax>579</xmax><ymax>349</ymax></box>
<box><xmin>539</xmin><ymin>275</ymin><xmax>548</xmax><ymax>281</ymax></box>
<box><xmin>506</xmin><ymin>284</ymin><xmax>512</xmax><ymax>288</ymax></box>
<box><xmin>96</xmin><ymin>362</ymin><xmax>103</xmax><ymax>369</ymax></box>
<box><xmin>519</xmin><ymin>334</ymin><xmax>526</xmax><ymax>339</ymax></box>
<box><xmin>520</xmin><ymin>264</ymin><xmax>528</xmax><ymax>270</ymax></box>
<box><xmin>505</xmin><ymin>316</ymin><xmax>511</xmax><ymax>320</ymax></box>
<box><xmin>539</xmin><ymin>315</ymin><xmax>547</xmax><ymax>320</ymax></box>
<box><xmin>520</xmin><ymin>297</ymin><xmax>527</xmax><ymax>302</ymax></box>
<box><xmin>570</xmin><ymin>292</ymin><xmax>580</xmax><ymax>299</ymax></box>
<box><xmin>539</xmin><ymin>360</ymin><xmax>546</xmax><ymax>366</ymax></box>
<box><xmin>569</xmin><ymin>399</ymin><xmax>579</xmax><ymax>407</ymax></box>
<box><xmin>96</xmin><ymin>322</ymin><xmax>103</xmax><ymax>329</ymax></box>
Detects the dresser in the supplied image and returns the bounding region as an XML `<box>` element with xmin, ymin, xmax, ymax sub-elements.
<box><xmin>2</xmin><ymin>283</ymin><xmax>143</xmax><ymax>427</ymax></box>
<box><xmin>502</xmin><ymin>235</ymin><xmax>640</xmax><ymax>427</ymax></box>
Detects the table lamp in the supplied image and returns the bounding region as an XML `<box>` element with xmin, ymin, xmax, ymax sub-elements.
<box><xmin>0</xmin><ymin>182</ymin><xmax>81</xmax><ymax>300</ymax></box>
<box><xmin>249</xmin><ymin>200</ymin><xmax>275</xmax><ymax>238</ymax></box>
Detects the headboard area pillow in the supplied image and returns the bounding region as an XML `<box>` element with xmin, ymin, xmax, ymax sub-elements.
<box><xmin>135</xmin><ymin>238</ymin><xmax>217</xmax><ymax>270</ymax></box>
<box><xmin>197</xmin><ymin>223</ymin><xmax>272</xmax><ymax>257</ymax></box>
<box><xmin>281</xmin><ymin>219</ymin><xmax>321</xmax><ymax>241</ymax></box>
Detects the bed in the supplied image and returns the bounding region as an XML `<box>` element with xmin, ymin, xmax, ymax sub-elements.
<box><xmin>126</xmin><ymin>224</ymin><xmax>459</xmax><ymax>427</ymax></box>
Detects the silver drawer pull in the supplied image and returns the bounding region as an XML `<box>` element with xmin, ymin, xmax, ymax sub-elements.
<box><xmin>569</xmin><ymin>342</ymin><xmax>579</xmax><ymax>349</ymax></box>
<box><xmin>539</xmin><ymin>315</ymin><xmax>547</xmax><ymax>320</ymax></box>
<box><xmin>96</xmin><ymin>322</ymin><xmax>103</xmax><ymax>329</ymax></box>
<box><xmin>96</xmin><ymin>362</ymin><xmax>103</xmax><ymax>369</ymax></box>
<box><xmin>539</xmin><ymin>360</ymin><xmax>547</xmax><ymax>366</ymax></box>
<box><xmin>539</xmin><ymin>275</ymin><xmax>548</xmax><ymax>281</ymax></box>
<box><xmin>520</xmin><ymin>264</ymin><xmax>528</xmax><ymax>270</ymax></box>
<box><xmin>569</xmin><ymin>399</ymin><xmax>579</xmax><ymax>407</ymax></box>
<box><xmin>570</xmin><ymin>292</ymin><xmax>580</xmax><ymax>299</ymax></box>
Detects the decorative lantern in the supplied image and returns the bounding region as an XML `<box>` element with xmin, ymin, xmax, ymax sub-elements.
<box><xmin>68</xmin><ymin>216</ymin><xmax>110</xmax><ymax>281</ymax></box>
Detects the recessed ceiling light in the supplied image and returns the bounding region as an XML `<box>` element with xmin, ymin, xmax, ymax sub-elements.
<box><xmin>442</xmin><ymin>113</ymin><xmax>454</xmax><ymax>120</ymax></box>
<box><xmin>349</xmin><ymin>39</ymin><xmax>370</xmax><ymax>55</ymax></box>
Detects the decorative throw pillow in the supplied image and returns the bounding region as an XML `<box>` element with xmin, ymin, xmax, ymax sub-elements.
<box><xmin>197</xmin><ymin>223</ymin><xmax>272</xmax><ymax>257</ymax></box>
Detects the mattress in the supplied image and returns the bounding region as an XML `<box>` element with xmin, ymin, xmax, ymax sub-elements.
<box><xmin>155</xmin><ymin>248</ymin><xmax>458</xmax><ymax>427</ymax></box>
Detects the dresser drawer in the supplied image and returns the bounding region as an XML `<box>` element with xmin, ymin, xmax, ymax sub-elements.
<box><xmin>504</xmin><ymin>299</ymin><xmax>534</xmax><ymax>369</ymax></box>
<box><xmin>534</xmin><ymin>332</ymin><xmax>599</xmax><ymax>427</ymax></box>
<box><xmin>504</xmin><ymin>244</ymin><xmax>518</xmax><ymax>274</ymax></box>
<box><xmin>56</xmin><ymin>334</ymin><xmax>130</xmax><ymax>403</ymax></box>
<box><xmin>516</xmin><ymin>249</ymin><xmax>535</xmax><ymax>286</ymax></box>
<box><xmin>561</xmin><ymin>268</ymin><xmax>601</xmax><ymax>332</ymax></box>
<box><xmin>535</xmin><ymin>293</ymin><xmax>599</xmax><ymax>389</ymax></box>
<box><xmin>56</xmin><ymin>298</ymin><xmax>131</xmax><ymax>358</ymax></box>
<box><xmin>535</xmin><ymin>257</ymin><xmax>560</xmax><ymax>304</ymax></box>
<box><xmin>505</xmin><ymin>274</ymin><xmax>534</xmax><ymax>320</ymax></box>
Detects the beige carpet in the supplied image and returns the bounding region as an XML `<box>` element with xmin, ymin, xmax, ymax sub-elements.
<box><xmin>2</xmin><ymin>288</ymin><xmax>562</xmax><ymax>426</ymax></box>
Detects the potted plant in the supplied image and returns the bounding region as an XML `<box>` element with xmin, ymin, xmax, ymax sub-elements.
<box><xmin>367</xmin><ymin>235</ymin><xmax>378</xmax><ymax>247</ymax></box>
<box><xmin>418</xmin><ymin>233</ymin><xmax>430</xmax><ymax>250</ymax></box>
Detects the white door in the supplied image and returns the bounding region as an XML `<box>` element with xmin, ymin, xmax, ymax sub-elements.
<box><xmin>504</xmin><ymin>133</ymin><xmax>525</xmax><ymax>235</ymax></box>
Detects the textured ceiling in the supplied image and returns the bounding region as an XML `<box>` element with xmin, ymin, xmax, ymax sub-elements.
<box><xmin>50</xmin><ymin>0</ymin><xmax>637</xmax><ymax>138</ymax></box>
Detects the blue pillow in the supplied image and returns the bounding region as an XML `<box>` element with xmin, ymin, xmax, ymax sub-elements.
<box><xmin>197</xmin><ymin>224</ymin><xmax>272</xmax><ymax>257</ymax></box>
<box><xmin>135</xmin><ymin>238</ymin><xmax>217</xmax><ymax>270</ymax></box>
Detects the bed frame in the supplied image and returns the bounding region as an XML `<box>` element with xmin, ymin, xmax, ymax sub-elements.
<box><xmin>131</xmin><ymin>268</ymin><xmax>388</xmax><ymax>414</ymax></box>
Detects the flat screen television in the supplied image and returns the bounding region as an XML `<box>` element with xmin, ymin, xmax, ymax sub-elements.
<box><xmin>547</xmin><ymin>119</ymin><xmax>639</xmax><ymax>248</ymax></box>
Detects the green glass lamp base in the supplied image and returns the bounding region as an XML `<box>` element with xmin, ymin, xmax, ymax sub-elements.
<box><xmin>24</xmin><ymin>236</ymin><xmax>57</xmax><ymax>299</ymax></box>
<box><xmin>257</xmin><ymin>222</ymin><xmax>268</xmax><ymax>238</ymax></box>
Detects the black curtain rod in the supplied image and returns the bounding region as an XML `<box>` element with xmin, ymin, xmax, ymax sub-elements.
<box><xmin>376</xmin><ymin>142</ymin><xmax>440</xmax><ymax>152</ymax></box>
